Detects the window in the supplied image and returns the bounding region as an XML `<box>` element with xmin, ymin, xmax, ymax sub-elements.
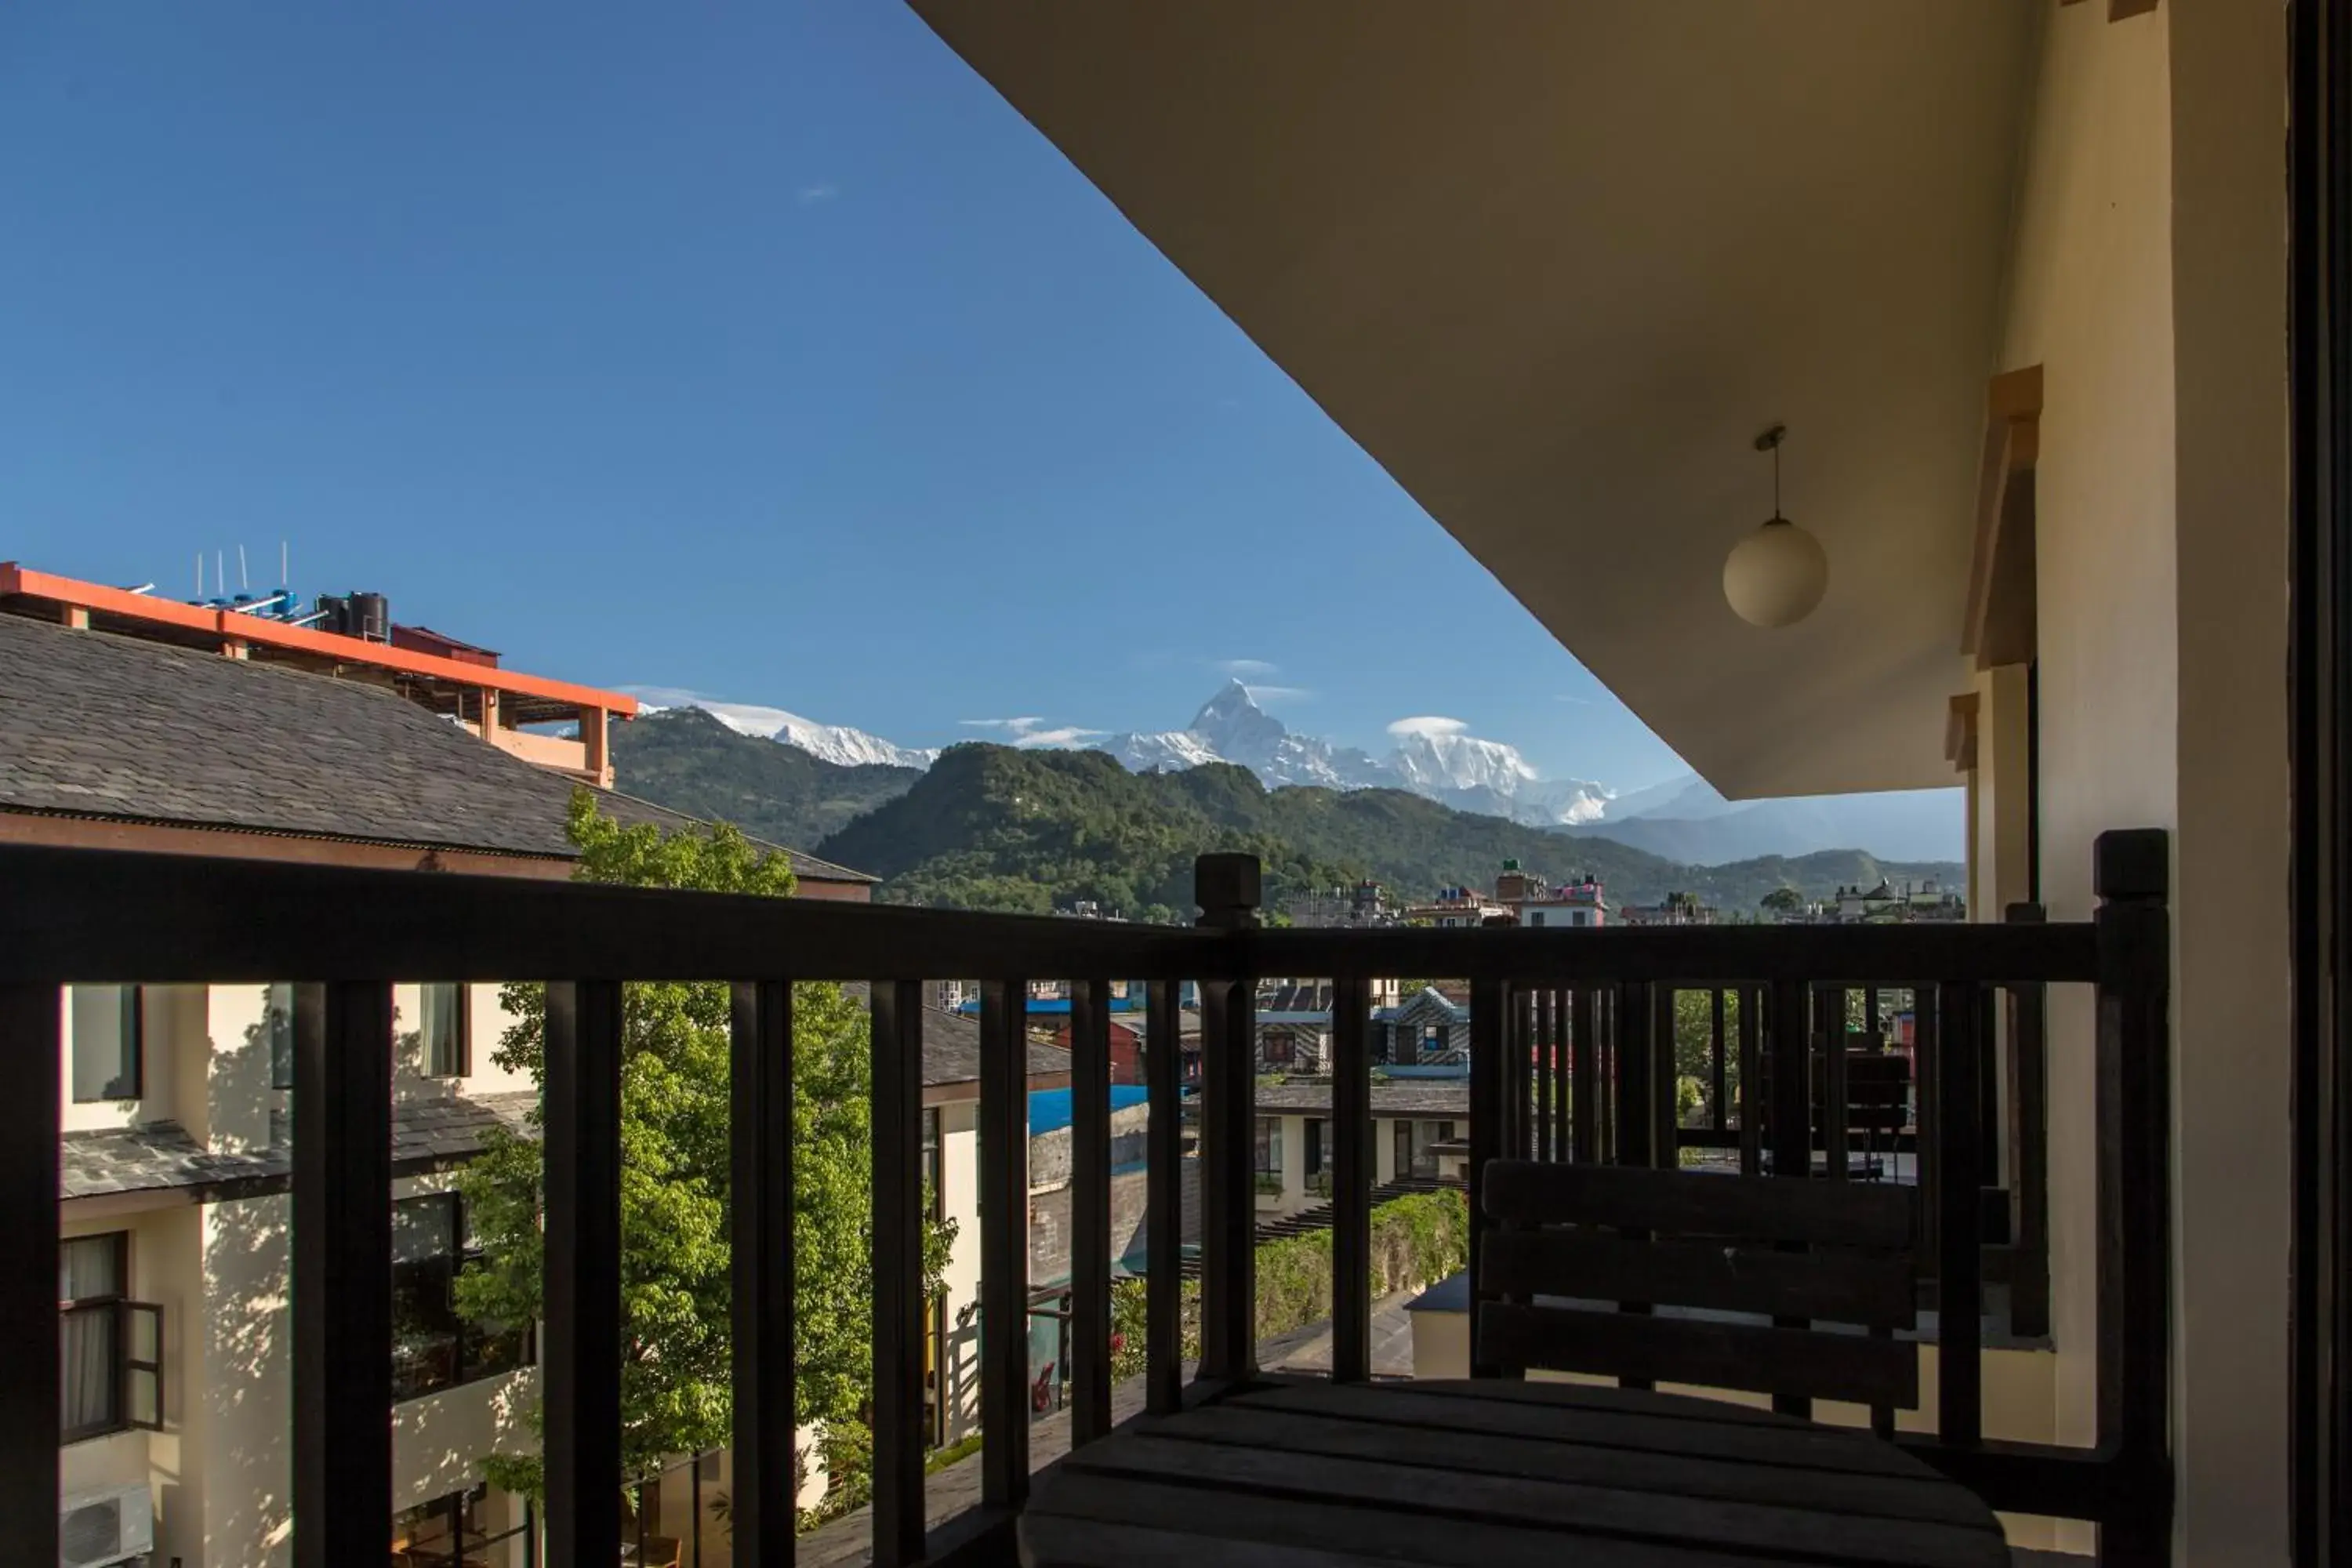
<box><xmin>1261</xmin><ymin>1030</ymin><xmax>1294</xmax><ymax>1066</ymax></box>
<box><xmin>392</xmin><ymin>1194</ymin><xmax>528</xmax><ymax>1402</ymax></box>
<box><xmin>267</xmin><ymin>982</ymin><xmax>296</xmax><ymax>1091</ymax></box>
<box><xmin>1254</xmin><ymin>1116</ymin><xmax>1283</xmax><ymax>1176</ymax></box>
<box><xmin>70</xmin><ymin>985</ymin><xmax>143</xmax><ymax>1102</ymax></box>
<box><xmin>393</xmin><ymin>1483</ymin><xmax>533</xmax><ymax>1568</ymax></box>
<box><xmin>420</xmin><ymin>983</ymin><xmax>470</xmax><ymax>1078</ymax></box>
<box><xmin>1420</xmin><ymin>1024</ymin><xmax>1446</xmax><ymax>1059</ymax></box>
<box><xmin>1392</xmin><ymin>1119</ymin><xmax>1413</xmax><ymax>1177</ymax></box>
<box><xmin>60</xmin><ymin>1232</ymin><xmax>161</xmax><ymax>1443</ymax></box>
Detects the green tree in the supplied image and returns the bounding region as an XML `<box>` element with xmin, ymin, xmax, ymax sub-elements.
<box><xmin>1760</xmin><ymin>886</ymin><xmax>1803</xmax><ymax>913</ymax></box>
<box><xmin>455</xmin><ymin>791</ymin><xmax>954</xmax><ymax>1504</ymax></box>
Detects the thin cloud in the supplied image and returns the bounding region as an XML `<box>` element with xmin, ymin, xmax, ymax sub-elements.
<box><xmin>1245</xmin><ymin>684</ymin><xmax>1312</xmax><ymax>704</ymax></box>
<box><xmin>1215</xmin><ymin>658</ymin><xmax>1279</xmax><ymax>678</ymax></box>
<box><xmin>1011</xmin><ymin>725</ymin><xmax>1105</xmax><ymax>750</ymax></box>
<box><xmin>1387</xmin><ymin>715</ymin><xmax>1470</xmax><ymax>739</ymax></box>
<box><xmin>960</xmin><ymin>716</ymin><xmax>1102</xmax><ymax>749</ymax></box>
<box><xmin>796</xmin><ymin>183</ymin><xmax>840</xmax><ymax>205</ymax></box>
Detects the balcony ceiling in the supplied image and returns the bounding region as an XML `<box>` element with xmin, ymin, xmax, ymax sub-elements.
<box><xmin>910</xmin><ymin>1</ymin><xmax>2039</xmax><ymax>797</ymax></box>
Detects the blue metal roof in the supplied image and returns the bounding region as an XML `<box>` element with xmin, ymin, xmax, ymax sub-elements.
<box><xmin>1028</xmin><ymin>1083</ymin><xmax>1150</xmax><ymax>1136</ymax></box>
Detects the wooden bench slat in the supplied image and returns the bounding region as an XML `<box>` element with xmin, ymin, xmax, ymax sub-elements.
<box><xmin>1143</xmin><ymin>1403</ymin><xmax>1997</xmax><ymax>1528</ymax></box>
<box><xmin>1391</xmin><ymin>1375</ymin><xmax>1804</xmax><ymax>1429</ymax></box>
<box><xmin>1021</xmin><ymin>1513</ymin><xmax>1394</xmax><ymax>1568</ymax></box>
<box><xmin>1483</xmin><ymin>1160</ymin><xmax>1916</xmax><ymax>1248</ymax></box>
<box><xmin>1225</xmin><ymin>1383</ymin><xmax>1929</xmax><ymax>1479</ymax></box>
<box><xmin>1054</xmin><ymin>1435</ymin><xmax>2005</xmax><ymax>1568</ymax></box>
<box><xmin>1483</xmin><ymin>1229</ymin><xmax>1919</xmax><ymax>1327</ymax></box>
<box><xmin>1025</xmin><ymin>1470</ymin><xmax>1850</xmax><ymax>1568</ymax></box>
<box><xmin>1481</xmin><ymin>1302</ymin><xmax>1921</xmax><ymax>1410</ymax></box>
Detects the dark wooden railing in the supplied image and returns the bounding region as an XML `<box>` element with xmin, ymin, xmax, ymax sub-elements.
<box><xmin>0</xmin><ymin>830</ymin><xmax>2171</xmax><ymax>1566</ymax></box>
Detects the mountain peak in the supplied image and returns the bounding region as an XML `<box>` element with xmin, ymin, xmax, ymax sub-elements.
<box><xmin>1189</xmin><ymin>681</ymin><xmax>1287</xmax><ymax>762</ymax></box>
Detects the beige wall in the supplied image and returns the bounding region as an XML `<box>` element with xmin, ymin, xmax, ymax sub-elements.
<box><xmin>935</xmin><ymin>1098</ymin><xmax>984</xmax><ymax>1443</ymax></box>
<box><xmin>56</xmin><ymin>980</ymin><xmax>561</xmax><ymax>1563</ymax></box>
<box><xmin>1994</xmin><ymin>0</ymin><xmax>2290</xmax><ymax>1558</ymax></box>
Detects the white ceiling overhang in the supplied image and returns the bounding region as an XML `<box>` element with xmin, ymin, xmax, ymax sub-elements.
<box><xmin>909</xmin><ymin>0</ymin><xmax>2039</xmax><ymax>797</ymax></box>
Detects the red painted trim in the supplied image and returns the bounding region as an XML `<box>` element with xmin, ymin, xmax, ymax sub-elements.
<box><xmin>0</xmin><ymin>564</ymin><xmax>637</xmax><ymax>716</ymax></box>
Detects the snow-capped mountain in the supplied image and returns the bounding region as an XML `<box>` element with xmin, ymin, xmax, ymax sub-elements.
<box><xmin>626</xmin><ymin>678</ymin><xmax>1958</xmax><ymax>860</ymax></box>
<box><xmin>1100</xmin><ymin>683</ymin><xmax>1603</xmax><ymax>825</ymax></box>
<box><xmin>626</xmin><ymin>691</ymin><xmax>938</xmax><ymax>771</ymax></box>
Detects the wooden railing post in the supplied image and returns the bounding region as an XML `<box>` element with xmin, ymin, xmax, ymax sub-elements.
<box><xmin>869</xmin><ymin>980</ymin><xmax>925</xmax><ymax>1566</ymax></box>
<box><xmin>0</xmin><ymin>985</ymin><xmax>60</xmax><ymax>1566</ymax></box>
<box><xmin>2095</xmin><ymin>829</ymin><xmax>2174</xmax><ymax>1563</ymax></box>
<box><xmin>1143</xmin><ymin>979</ymin><xmax>1185</xmax><ymax>1414</ymax></box>
<box><xmin>1069</xmin><ymin>977</ymin><xmax>1114</xmax><ymax>1446</ymax></box>
<box><xmin>730</xmin><ymin>980</ymin><xmax>796</xmax><ymax>1568</ymax></box>
<box><xmin>1330</xmin><ymin>974</ymin><xmax>1374</xmax><ymax>1382</ymax></box>
<box><xmin>292</xmin><ymin>981</ymin><xmax>394</xmax><ymax>1568</ymax></box>
<box><xmin>978</xmin><ymin>978</ymin><xmax>1033</xmax><ymax>1510</ymax></box>
<box><xmin>1935</xmin><ymin>982</ymin><xmax>1986</xmax><ymax>1446</ymax></box>
<box><xmin>1468</xmin><ymin>974</ymin><xmax>1512</xmax><ymax>1377</ymax></box>
<box><xmin>2004</xmin><ymin>904</ymin><xmax>2053</xmax><ymax>1341</ymax></box>
<box><xmin>545</xmin><ymin>979</ymin><xmax>625</xmax><ymax>1568</ymax></box>
<box><xmin>1196</xmin><ymin>854</ymin><xmax>1261</xmax><ymax>1384</ymax></box>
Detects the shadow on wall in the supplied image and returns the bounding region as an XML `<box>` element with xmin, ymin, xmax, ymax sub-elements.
<box><xmin>203</xmin><ymin>1186</ymin><xmax>292</xmax><ymax>1566</ymax></box>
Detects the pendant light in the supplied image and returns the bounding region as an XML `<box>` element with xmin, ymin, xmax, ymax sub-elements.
<box><xmin>1722</xmin><ymin>425</ymin><xmax>1828</xmax><ymax>629</ymax></box>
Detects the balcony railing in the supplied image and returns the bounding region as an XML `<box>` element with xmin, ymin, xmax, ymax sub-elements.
<box><xmin>0</xmin><ymin>832</ymin><xmax>2171</xmax><ymax>1565</ymax></box>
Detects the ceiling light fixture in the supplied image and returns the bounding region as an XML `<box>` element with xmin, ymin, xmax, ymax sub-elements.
<box><xmin>1722</xmin><ymin>424</ymin><xmax>1828</xmax><ymax>629</ymax></box>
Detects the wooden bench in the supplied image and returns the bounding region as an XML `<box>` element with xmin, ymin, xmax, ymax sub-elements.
<box><xmin>1479</xmin><ymin>1159</ymin><xmax>1922</xmax><ymax>1431</ymax></box>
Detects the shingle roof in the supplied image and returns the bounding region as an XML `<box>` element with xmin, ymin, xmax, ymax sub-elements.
<box><xmin>60</xmin><ymin>1091</ymin><xmax>538</xmax><ymax>1203</ymax></box>
<box><xmin>913</xmin><ymin>1004</ymin><xmax>1074</xmax><ymax>1089</ymax></box>
<box><xmin>1254</xmin><ymin>1079</ymin><xmax>1472</xmax><ymax>1116</ymax></box>
<box><xmin>0</xmin><ymin>612</ymin><xmax>872</xmax><ymax>884</ymax></box>
<box><xmin>834</xmin><ymin>985</ymin><xmax>1074</xmax><ymax>1089</ymax></box>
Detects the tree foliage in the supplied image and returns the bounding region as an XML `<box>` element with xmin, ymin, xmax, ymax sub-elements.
<box><xmin>455</xmin><ymin>791</ymin><xmax>953</xmax><ymax>1501</ymax></box>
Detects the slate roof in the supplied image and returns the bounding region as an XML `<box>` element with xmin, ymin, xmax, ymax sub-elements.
<box><xmin>912</xmin><ymin>1001</ymin><xmax>1074</xmax><ymax>1090</ymax></box>
<box><xmin>0</xmin><ymin>612</ymin><xmax>872</xmax><ymax>884</ymax></box>
<box><xmin>60</xmin><ymin>1091</ymin><xmax>538</xmax><ymax>1203</ymax></box>
<box><xmin>1253</xmin><ymin>1079</ymin><xmax>1472</xmax><ymax>1116</ymax></box>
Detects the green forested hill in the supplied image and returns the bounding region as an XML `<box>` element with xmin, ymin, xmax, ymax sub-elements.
<box><xmin>812</xmin><ymin>742</ymin><xmax>1961</xmax><ymax>922</ymax></box>
<box><xmin>611</xmin><ymin>706</ymin><xmax>920</xmax><ymax>848</ymax></box>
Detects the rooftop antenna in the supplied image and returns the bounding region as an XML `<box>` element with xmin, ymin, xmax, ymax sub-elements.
<box><xmin>216</xmin><ymin>551</ymin><xmax>225</xmax><ymax>601</ymax></box>
<box><xmin>238</xmin><ymin>545</ymin><xmax>249</xmax><ymax>593</ymax></box>
<box><xmin>280</xmin><ymin>540</ymin><xmax>289</xmax><ymax>588</ymax></box>
<box><xmin>194</xmin><ymin>553</ymin><xmax>203</xmax><ymax>598</ymax></box>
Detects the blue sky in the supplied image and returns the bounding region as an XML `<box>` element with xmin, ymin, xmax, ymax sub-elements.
<box><xmin>0</xmin><ymin>2</ymin><xmax>1694</xmax><ymax>789</ymax></box>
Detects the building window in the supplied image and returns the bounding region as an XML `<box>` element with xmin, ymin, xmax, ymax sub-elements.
<box><xmin>420</xmin><ymin>983</ymin><xmax>470</xmax><ymax>1078</ymax></box>
<box><xmin>1254</xmin><ymin>1116</ymin><xmax>1283</xmax><ymax>1176</ymax></box>
<box><xmin>392</xmin><ymin>1194</ymin><xmax>529</xmax><ymax>1402</ymax></box>
<box><xmin>60</xmin><ymin>1232</ymin><xmax>162</xmax><ymax>1443</ymax></box>
<box><xmin>1261</xmin><ymin>1030</ymin><xmax>1294</xmax><ymax>1066</ymax></box>
<box><xmin>1419</xmin><ymin>1025</ymin><xmax>1446</xmax><ymax>1059</ymax></box>
<box><xmin>1392</xmin><ymin>1118</ymin><xmax>1413</xmax><ymax>1177</ymax></box>
<box><xmin>70</xmin><ymin>985</ymin><xmax>143</xmax><ymax>1103</ymax></box>
<box><xmin>393</xmin><ymin>1483</ymin><xmax>534</xmax><ymax>1568</ymax></box>
<box><xmin>267</xmin><ymin>982</ymin><xmax>296</xmax><ymax>1091</ymax></box>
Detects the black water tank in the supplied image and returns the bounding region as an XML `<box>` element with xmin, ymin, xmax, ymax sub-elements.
<box><xmin>350</xmin><ymin>591</ymin><xmax>390</xmax><ymax>642</ymax></box>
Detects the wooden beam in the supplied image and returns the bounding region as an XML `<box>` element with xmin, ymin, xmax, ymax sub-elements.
<box><xmin>1962</xmin><ymin>367</ymin><xmax>2043</xmax><ymax>666</ymax></box>
<box><xmin>1946</xmin><ymin>691</ymin><xmax>1980</xmax><ymax>773</ymax></box>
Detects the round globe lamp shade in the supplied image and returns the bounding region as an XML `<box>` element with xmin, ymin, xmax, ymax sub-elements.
<box><xmin>1722</xmin><ymin>518</ymin><xmax>1828</xmax><ymax>628</ymax></box>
